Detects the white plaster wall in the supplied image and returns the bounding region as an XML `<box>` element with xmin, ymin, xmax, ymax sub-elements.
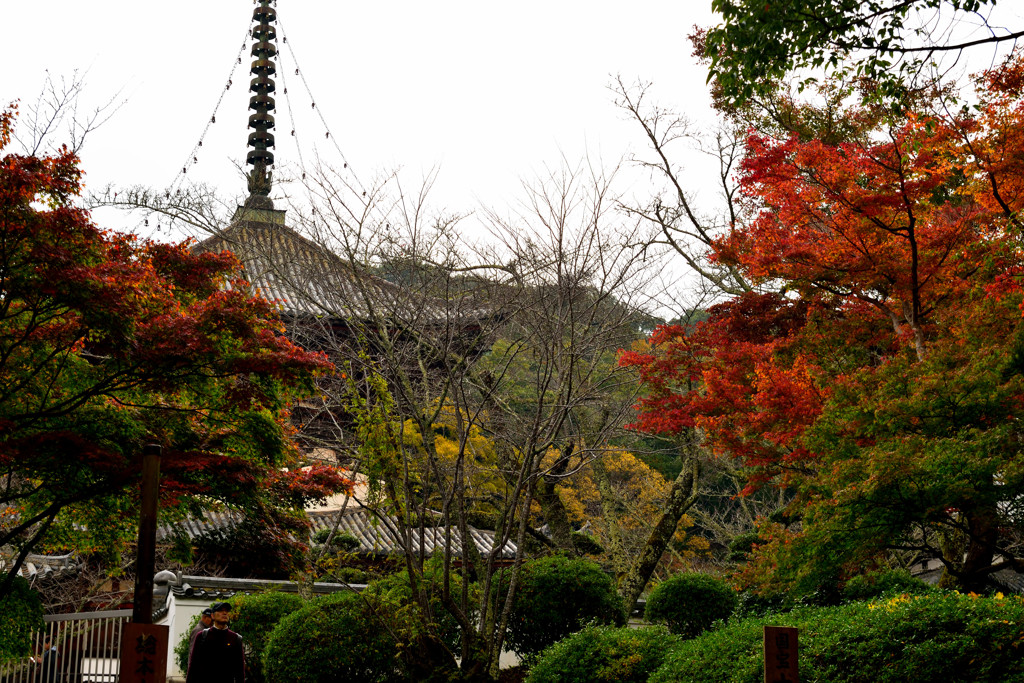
<box><xmin>156</xmin><ymin>594</ymin><xmax>212</xmax><ymax>680</ymax></box>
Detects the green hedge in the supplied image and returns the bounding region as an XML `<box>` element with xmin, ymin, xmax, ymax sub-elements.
<box><xmin>312</xmin><ymin>528</ymin><xmax>360</xmax><ymax>552</ymax></box>
<box><xmin>526</xmin><ymin>625</ymin><xmax>680</xmax><ymax>683</ymax></box>
<box><xmin>506</xmin><ymin>555</ymin><xmax>625</xmax><ymax>659</ymax></box>
<box><xmin>645</xmin><ymin>573</ymin><xmax>737</xmax><ymax>638</ymax></box>
<box><xmin>650</xmin><ymin>592</ymin><xmax>1024</xmax><ymax>683</ymax></box>
<box><xmin>227</xmin><ymin>592</ymin><xmax>304</xmax><ymax>683</ymax></box>
<box><xmin>841</xmin><ymin>568</ymin><xmax>933</xmax><ymax>602</ymax></box>
<box><xmin>0</xmin><ymin>577</ymin><xmax>43</xmax><ymax>659</ymax></box>
<box><xmin>263</xmin><ymin>591</ymin><xmax>402</xmax><ymax>683</ymax></box>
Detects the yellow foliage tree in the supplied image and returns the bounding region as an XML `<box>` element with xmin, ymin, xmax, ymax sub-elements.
<box><xmin>540</xmin><ymin>449</ymin><xmax>709</xmax><ymax>577</ymax></box>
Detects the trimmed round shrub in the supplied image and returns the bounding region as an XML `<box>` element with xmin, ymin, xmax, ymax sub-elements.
<box><xmin>645</xmin><ymin>573</ymin><xmax>737</xmax><ymax>638</ymax></box>
<box><xmin>364</xmin><ymin>559</ymin><xmax>477</xmax><ymax>652</ymax></box>
<box><xmin>313</xmin><ymin>528</ymin><xmax>361</xmax><ymax>553</ymax></box>
<box><xmin>334</xmin><ymin>566</ymin><xmax>371</xmax><ymax>584</ymax></box>
<box><xmin>649</xmin><ymin>592</ymin><xmax>1024</xmax><ymax>683</ymax></box>
<box><xmin>526</xmin><ymin>624</ymin><xmax>680</xmax><ymax>683</ymax></box>
<box><xmin>506</xmin><ymin>555</ymin><xmax>625</xmax><ymax>658</ymax></box>
<box><xmin>0</xmin><ymin>576</ymin><xmax>43</xmax><ymax>658</ymax></box>
<box><xmin>227</xmin><ymin>592</ymin><xmax>304</xmax><ymax>683</ymax></box>
<box><xmin>842</xmin><ymin>568</ymin><xmax>933</xmax><ymax>602</ymax></box>
<box><xmin>263</xmin><ymin>591</ymin><xmax>402</xmax><ymax>683</ymax></box>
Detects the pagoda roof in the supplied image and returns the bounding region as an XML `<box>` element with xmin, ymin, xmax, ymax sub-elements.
<box><xmin>193</xmin><ymin>205</ymin><xmax>453</xmax><ymax>322</ymax></box>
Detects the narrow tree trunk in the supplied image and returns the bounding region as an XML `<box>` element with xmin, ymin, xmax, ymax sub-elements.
<box><xmin>402</xmin><ymin>632</ymin><xmax>462</xmax><ymax>682</ymax></box>
<box><xmin>959</xmin><ymin>503</ymin><xmax>1000</xmax><ymax>593</ymax></box>
<box><xmin>534</xmin><ymin>445</ymin><xmax>577</xmax><ymax>553</ymax></box>
<box><xmin>618</xmin><ymin>436</ymin><xmax>701</xmax><ymax>612</ymax></box>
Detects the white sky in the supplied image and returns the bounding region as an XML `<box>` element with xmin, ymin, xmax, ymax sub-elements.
<box><xmin>5</xmin><ymin>2</ymin><xmax>1022</xmax><ymax>248</ymax></box>
<box><xmin>3</xmin><ymin>1</ymin><xmax>720</xmax><ymax>239</ymax></box>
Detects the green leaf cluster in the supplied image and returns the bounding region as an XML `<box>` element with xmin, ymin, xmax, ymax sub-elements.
<box><xmin>705</xmin><ymin>0</ymin><xmax>999</xmax><ymax>109</ymax></box>
<box><xmin>0</xmin><ymin>577</ymin><xmax>43</xmax><ymax>660</ymax></box>
<box><xmin>363</xmin><ymin>557</ymin><xmax>479</xmax><ymax>653</ymax></box>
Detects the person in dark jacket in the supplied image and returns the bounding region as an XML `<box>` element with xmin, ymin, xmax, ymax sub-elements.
<box><xmin>186</xmin><ymin>602</ymin><xmax>244</xmax><ymax>683</ymax></box>
<box><xmin>36</xmin><ymin>638</ymin><xmax>58</xmax><ymax>683</ymax></box>
<box><xmin>187</xmin><ymin>608</ymin><xmax>214</xmax><ymax>669</ymax></box>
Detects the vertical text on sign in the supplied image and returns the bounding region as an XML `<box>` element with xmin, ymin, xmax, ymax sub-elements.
<box><xmin>763</xmin><ymin>625</ymin><xmax>799</xmax><ymax>683</ymax></box>
<box><xmin>120</xmin><ymin>623</ymin><xmax>169</xmax><ymax>683</ymax></box>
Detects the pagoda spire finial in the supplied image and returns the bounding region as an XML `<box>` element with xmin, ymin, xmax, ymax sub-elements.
<box><xmin>245</xmin><ymin>0</ymin><xmax>277</xmax><ymax>210</ymax></box>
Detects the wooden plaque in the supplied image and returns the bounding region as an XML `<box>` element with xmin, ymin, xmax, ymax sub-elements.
<box><xmin>120</xmin><ymin>623</ymin><xmax>169</xmax><ymax>683</ymax></box>
<box><xmin>763</xmin><ymin>625</ymin><xmax>799</xmax><ymax>683</ymax></box>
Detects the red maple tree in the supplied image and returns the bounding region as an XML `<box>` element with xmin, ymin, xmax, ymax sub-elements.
<box><xmin>623</xmin><ymin>53</ymin><xmax>1024</xmax><ymax>593</ymax></box>
<box><xmin>0</xmin><ymin>105</ymin><xmax>350</xmax><ymax>590</ymax></box>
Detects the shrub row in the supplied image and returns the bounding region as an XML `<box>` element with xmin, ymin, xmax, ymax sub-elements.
<box><xmin>175</xmin><ymin>554</ymin><xmax>626</xmax><ymax>681</ymax></box>
<box><xmin>650</xmin><ymin>591</ymin><xmax>1024</xmax><ymax>683</ymax></box>
<box><xmin>526</xmin><ymin>588</ymin><xmax>1024</xmax><ymax>683</ymax></box>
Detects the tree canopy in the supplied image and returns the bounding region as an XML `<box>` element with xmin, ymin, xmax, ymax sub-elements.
<box><xmin>703</xmin><ymin>0</ymin><xmax>1021</xmax><ymax>107</ymax></box>
<box><xmin>622</xmin><ymin>52</ymin><xmax>1024</xmax><ymax>593</ymax></box>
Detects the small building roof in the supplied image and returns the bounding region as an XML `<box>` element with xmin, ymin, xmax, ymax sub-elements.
<box><xmin>155</xmin><ymin>506</ymin><xmax>516</xmax><ymax>560</ymax></box>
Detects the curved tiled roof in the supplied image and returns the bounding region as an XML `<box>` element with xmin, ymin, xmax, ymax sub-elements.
<box><xmin>308</xmin><ymin>508</ymin><xmax>517</xmax><ymax>559</ymax></box>
<box><xmin>193</xmin><ymin>207</ymin><xmax>452</xmax><ymax>321</ymax></box>
<box><xmin>156</xmin><ymin>507</ymin><xmax>516</xmax><ymax>560</ymax></box>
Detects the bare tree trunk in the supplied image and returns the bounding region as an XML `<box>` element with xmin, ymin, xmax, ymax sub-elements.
<box><xmin>618</xmin><ymin>435</ymin><xmax>701</xmax><ymax>611</ymax></box>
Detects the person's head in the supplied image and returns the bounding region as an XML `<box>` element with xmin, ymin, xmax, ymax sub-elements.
<box><xmin>200</xmin><ymin>608</ymin><xmax>213</xmax><ymax>628</ymax></box>
<box><xmin>210</xmin><ymin>602</ymin><xmax>231</xmax><ymax>627</ymax></box>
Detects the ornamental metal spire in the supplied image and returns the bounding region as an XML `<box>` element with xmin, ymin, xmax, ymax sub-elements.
<box><xmin>245</xmin><ymin>0</ymin><xmax>277</xmax><ymax>209</ymax></box>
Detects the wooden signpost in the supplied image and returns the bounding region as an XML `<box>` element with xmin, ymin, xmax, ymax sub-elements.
<box><xmin>764</xmin><ymin>626</ymin><xmax>799</xmax><ymax>683</ymax></box>
<box><xmin>120</xmin><ymin>623</ymin><xmax>169</xmax><ymax>683</ymax></box>
<box><xmin>120</xmin><ymin>444</ymin><xmax>168</xmax><ymax>683</ymax></box>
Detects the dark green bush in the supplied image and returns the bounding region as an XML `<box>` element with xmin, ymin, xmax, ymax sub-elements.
<box><xmin>263</xmin><ymin>591</ymin><xmax>402</xmax><ymax>683</ymax></box>
<box><xmin>570</xmin><ymin>532</ymin><xmax>604</xmax><ymax>556</ymax></box>
<box><xmin>193</xmin><ymin>517</ymin><xmax>307</xmax><ymax>579</ymax></box>
<box><xmin>334</xmin><ymin>566</ymin><xmax>371</xmax><ymax>584</ymax></box>
<box><xmin>645</xmin><ymin>573</ymin><xmax>737</xmax><ymax>638</ymax></box>
<box><xmin>842</xmin><ymin>568</ymin><xmax>933</xmax><ymax>602</ymax></box>
<box><xmin>525</xmin><ymin>625</ymin><xmax>680</xmax><ymax>683</ymax></box>
<box><xmin>227</xmin><ymin>592</ymin><xmax>304</xmax><ymax>683</ymax></box>
<box><xmin>506</xmin><ymin>555</ymin><xmax>625</xmax><ymax>659</ymax></box>
<box><xmin>364</xmin><ymin>558</ymin><xmax>478</xmax><ymax>652</ymax></box>
<box><xmin>0</xmin><ymin>576</ymin><xmax>43</xmax><ymax>659</ymax></box>
<box><xmin>313</xmin><ymin>528</ymin><xmax>361</xmax><ymax>552</ymax></box>
<box><xmin>649</xmin><ymin>592</ymin><xmax>1024</xmax><ymax>683</ymax></box>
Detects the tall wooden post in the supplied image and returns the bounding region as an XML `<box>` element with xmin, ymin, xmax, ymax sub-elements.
<box><xmin>122</xmin><ymin>444</ymin><xmax>168</xmax><ymax>683</ymax></box>
<box><xmin>132</xmin><ymin>443</ymin><xmax>161</xmax><ymax>624</ymax></box>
